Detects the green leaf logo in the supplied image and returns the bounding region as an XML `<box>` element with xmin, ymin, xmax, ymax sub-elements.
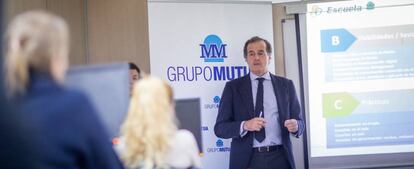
<box><xmin>367</xmin><ymin>1</ymin><xmax>375</xmax><ymax>10</ymax></box>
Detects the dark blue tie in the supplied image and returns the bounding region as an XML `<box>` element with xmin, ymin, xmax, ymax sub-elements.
<box><xmin>255</xmin><ymin>77</ymin><xmax>265</xmax><ymax>142</ymax></box>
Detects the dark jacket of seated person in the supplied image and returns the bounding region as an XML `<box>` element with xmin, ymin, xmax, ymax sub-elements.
<box><xmin>16</xmin><ymin>72</ymin><xmax>124</xmax><ymax>169</ymax></box>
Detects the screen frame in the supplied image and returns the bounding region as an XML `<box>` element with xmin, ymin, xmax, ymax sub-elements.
<box><xmin>293</xmin><ymin>2</ymin><xmax>414</xmax><ymax>168</ymax></box>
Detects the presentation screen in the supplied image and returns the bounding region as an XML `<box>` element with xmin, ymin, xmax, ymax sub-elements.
<box><xmin>303</xmin><ymin>0</ymin><xmax>414</xmax><ymax>168</ymax></box>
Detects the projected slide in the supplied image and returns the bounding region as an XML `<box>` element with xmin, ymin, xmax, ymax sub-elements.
<box><xmin>306</xmin><ymin>0</ymin><xmax>414</xmax><ymax>158</ymax></box>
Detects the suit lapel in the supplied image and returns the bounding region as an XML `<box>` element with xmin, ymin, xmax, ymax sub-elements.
<box><xmin>271</xmin><ymin>74</ymin><xmax>286</xmax><ymax>120</ymax></box>
<box><xmin>238</xmin><ymin>74</ymin><xmax>255</xmax><ymax>118</ymax></box>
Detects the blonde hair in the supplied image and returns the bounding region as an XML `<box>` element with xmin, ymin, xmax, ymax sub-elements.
<box><xmin>3</xmin><ymin>10</ymin><xmax>69</xmax><ymax>96</ymax></box>
<box><xmin>121</xmin><ymin>76</ymin><xmax>177</xmax><ymax>169</ymax></box>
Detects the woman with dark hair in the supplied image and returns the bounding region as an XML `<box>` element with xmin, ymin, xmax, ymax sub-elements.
<box><xmin>128</xmin><ymin>62</ymin><xmax>142</xmax><ymax>95</ymax></box>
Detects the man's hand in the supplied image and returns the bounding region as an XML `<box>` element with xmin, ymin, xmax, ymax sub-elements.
<box><xmin>284</xmin><ymin>119</ymin><xmax>298</xmax><ymax>133</ymax></box>
<box><xmin>243</xmin><ymin>118</ymin><xmax>266</xmax><ymax>131</ymax></box>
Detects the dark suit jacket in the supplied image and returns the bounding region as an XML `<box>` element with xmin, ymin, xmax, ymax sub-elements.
<box><xmin>16</xmin><ymin>72</ymin><xmax>124</xmax><ymax>169</ymax></box>
<box><xmin>214</xmin><ymin>73</ymin><xmax>304</xmax><ymax>169</ymax></box>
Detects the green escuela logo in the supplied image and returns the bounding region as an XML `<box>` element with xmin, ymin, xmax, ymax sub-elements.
<box><xmin>311</xmin><ymin>1</ymin><xmax>376</xmax><ymax>16</ymax></box>
<box><xmin>310</xmin><ymin>5</ymin><xmax>323</xmax><ymax>16</ymax></box>
<box><xmin>366</xmin><ymin>1</ymin><xmax>375</xmax><ymax>10</ymax></box>
<box><xmin>326</xmin><ymin>5</ymin><xmax>363</xmax><ymax>14</ymax></box>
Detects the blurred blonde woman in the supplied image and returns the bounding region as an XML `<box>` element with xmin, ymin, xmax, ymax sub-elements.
<box><xmin>118</xmin><ymin>76</ymin><xmax>202</xmax><ymax>169</ymax></box>
<box><xmin>3</xmin><ymin>11</ymin><xmax>123</xmax><ymax>169</ymax></box>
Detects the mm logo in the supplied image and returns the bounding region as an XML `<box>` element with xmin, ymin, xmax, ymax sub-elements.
<box><xmin>213</xmin><ymin>96</ymin><xmax>221</xmax><ymax>103</ymax></box>
<box><xmin>207</xmin><ymin>139</ymin><xmax>230</xmax><ymax>153</ymax></box>
<box><xmin>200</xmin><ymin>34</ymin><xmax>227</xmax><ymax>62</ymax></box>
<box><xmin>216</xmin><ymin>139</ymin><xmax>224</xmax><ymax>147</ymax></box>
<box><xmin>204</xmin><ymin>96</ymin><xmax>220</xmax><ymax>109</ymax></box>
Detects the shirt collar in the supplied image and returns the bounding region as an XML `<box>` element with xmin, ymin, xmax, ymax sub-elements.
<box><xmin>250</xmin><ymin>71</ymin><xmax>271</xmax><ymax>81</ymax></box>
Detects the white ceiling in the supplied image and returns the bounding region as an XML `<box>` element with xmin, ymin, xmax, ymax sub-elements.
<box><xmin>147</xmin><ymin>0</ymin><xmax>303</xmax><ymax>4</ymax></box>
<box><xmin>229</xmin><ymin>0</ymin><xmax>301</xmax><ymax>3</ymax></box>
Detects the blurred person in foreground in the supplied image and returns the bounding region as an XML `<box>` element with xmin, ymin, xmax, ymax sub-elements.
<box><xmin>117</xmin><ymin>76</ymin><xmax>202</xmax><ymax>169</ymax></box>
<box><xmin>0</xmin><ymin>1</ymin><xmax>36</xmax><ymax>168</ymax></box>
<box><xmin>3</xmin><ymin>10</ymin><xmax>123</xmax><ymax>169</ymax></box>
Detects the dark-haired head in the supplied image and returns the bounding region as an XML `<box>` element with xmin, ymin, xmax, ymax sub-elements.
<box><xmin>243</xmin><ymin>36</ymin><xmax>272</xmax><ymax>58</ymax></box>
<box><xmin>128</xmin><ymin>62</ymin><xmax>141</xmax><ymax>96</ymax></box>
<box><xmin>129</xmin><ymin>62</ymin><xmax>141</xmax><ymax>75</ymax></box>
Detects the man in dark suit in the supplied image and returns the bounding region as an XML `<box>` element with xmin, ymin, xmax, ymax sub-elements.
<box><xmin>214</xmin><ymin>36</ymin><xmax>304</xmax><ymax>169</ymax></box>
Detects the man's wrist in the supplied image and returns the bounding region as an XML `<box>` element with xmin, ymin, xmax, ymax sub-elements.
<box><xmin>240</xmin><ymin>121</ymin><xmax>248</xmax><ymax>137</ymax></box>
<box><xmin>240</xmin><ymin>121</ymin><xmax>246</xmax><ymax>132</ymax></box>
